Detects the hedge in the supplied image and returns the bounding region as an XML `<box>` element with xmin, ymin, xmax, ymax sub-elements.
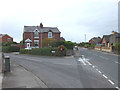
<box><xmin>2</xmin><ymin>46</ymin><xmax>20</xmax><ymax>53</ymax></box>
<box><xmin>55</xmin><ymin>41</ymin><xmax>74</xmax><ymax>49</ymax></box>
<box><xmin>20</xmin><ymin>45</ymin><xmax>67</xmax><ymax>56</ymax></box>
<box><xmin>115</xmin><ymin>43</ymin><xmax>120</xmax><ymax>51</ymax></box>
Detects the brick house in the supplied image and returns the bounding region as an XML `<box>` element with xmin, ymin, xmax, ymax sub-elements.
<box><xmin>0</xmin><ymin>34</ymin><xmax>13</xmax><ymax>43</ymax></box>
<box><xmin>23</xmin><ymin>23</ymin><xmax>61</xmax><ymax>49</ymax></box>
<box><xmin>101</xmin><ymin>35</ymin><xmax>110</xmax><ymax>47</ymax></box>
<box><xmin>89</xmin><ymin>37</ymin><xmax>101</xmax><ymax>45</ymax></box>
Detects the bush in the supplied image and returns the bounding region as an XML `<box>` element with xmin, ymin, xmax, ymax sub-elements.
<box><xmin>115</xmin><ymin>43</ymin><xmax>120</xmax><ymax>51</ymax></box>
<box><xmin>2</xmin><ymin>46</ymin><xmax>20</xmax><ymax>53</ymax></box>
<box><xmin>54</xmin><ymin>45</ymin><xmax>67</xmax><ymax>56</ymax></box>
<box><xmin>55</xmin><ymin>41</ymin><xmax>74</xmax><ymax>49</ymax></box>
<box><xmin>20</xmin><ymin>49</ymin><xmax>31</xmax><ymax>54</ymax></box>
<box><xmin>31</xmin><ymin>48</ymin><xmax>52</xmax><ymax>56</ymax></box>
<box><xmin>19</xmin><ymin>46</ymin><xmax>67</xmax><ymax>56</ymax></box>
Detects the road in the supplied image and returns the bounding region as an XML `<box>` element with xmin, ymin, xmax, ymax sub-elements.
<box><xmin>4</xmin><ymin>48</ymin><xmax>118</xmax><ymax>88</ymax></box>
<box><xmin>79</xmin><ymin>47</ymin><xmax>119</xmax><ymax>87</ymax></box>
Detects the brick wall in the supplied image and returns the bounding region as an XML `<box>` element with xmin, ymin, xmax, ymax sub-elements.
<box><xmin>24</xmin><ymin>32</ymin><xmax>60</xmax><ymax>48</ymax></box>
<box><xmin>1</xmin><ymin>35</ymin><xmax>13</xmax><ymax>43</ymax></box>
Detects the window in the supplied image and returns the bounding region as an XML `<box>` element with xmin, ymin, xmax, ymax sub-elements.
<box><xmin>34</xmin><ymin>30</ymin><xmax>39</xmax><ymax>38</ymax></box>
<box><xmin>34</xmin><ymin>40</ymin><xmax>39</xmax><ymax>48</ymax></box>
<box><xmin>48</xmin><ymin>32</ymin><xmax>52</xmax><ymax>38</ymax></box>
<box><xmin>8</xmin><ymin>38</ymin><xmax>10</xmax><ymax>41</ymax></box>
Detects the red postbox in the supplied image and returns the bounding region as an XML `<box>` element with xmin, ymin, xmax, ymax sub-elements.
<box><xmin>60</xmin><ymin>46</ymin><xmax>63</xmax><ymax>51</ymax></box>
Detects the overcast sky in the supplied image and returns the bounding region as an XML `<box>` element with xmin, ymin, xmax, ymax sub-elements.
<box><xmin>0</xmin><ymin>0</ymin><xmax>119</xmax><ymax>43</ymax></box>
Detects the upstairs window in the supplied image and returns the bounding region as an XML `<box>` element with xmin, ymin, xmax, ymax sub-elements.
<box><xmin>34</xmin><ymin>30</ymin><xmax>39</xmax><ymax>38</ymax></box>
<box><xmin>48</xmin><ymin>32</ymin><xmax>52</xmax><ymax>38</ymax></box>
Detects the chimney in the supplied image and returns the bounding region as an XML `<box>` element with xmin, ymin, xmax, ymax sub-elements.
<box><xmin>111</xmin><ymin>30</ymin><xmax>117</xmax><ymax>34</ymax></box>
<box><xmin>40</xmin><ymin>23</ymin><xmax>43</xmax><ymax>28</ymax></box>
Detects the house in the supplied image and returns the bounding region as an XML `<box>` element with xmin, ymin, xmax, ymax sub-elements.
<box><xmin>89</xmin><ymin>37</ymin><xmax>102</xmax><ymax>45</ymax></box>
<box><xmin>0</xmin><ymin>34</ymin><xmax>13</xmax><ymax>43</ymax></box>
<box><xmin>101</xmin><ymin>31</ymin><xmax>120</xmax><ymax>47</ymax></box>
<box><xmin>109</xmin><ymin>31</ymin><xmax>120</xmax><ymax>46</ymax></box>
<box><xmin>23</xmin><ymin>23</ymin><xmax>61</xmax><ymax>49</ymax></box>
<box><xmin>101</xmin><ymin>35</ymin><xmax>110</xmax><ymax>47</ymax></box>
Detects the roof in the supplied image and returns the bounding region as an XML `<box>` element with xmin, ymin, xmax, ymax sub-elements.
<box><xmin>24</xmin><ymin>26</ymin><xmax>61</xmax><ymax>33</ymax></box>
<box><xmin>103</xmin><ymin>35</ymin><xmax>110</xmax><ymax>42</ymax></box>
<box><xmin>90</xmin><ymin>37</ymin><xmax>102</xmax><ymax>44</ymax></box>
<box><xmin>0</xmin><ymin>34</ymin><xmax>6</xmax><ymax>37</ymax></box>
<box><xmin>0</xmin><ymin>34</ymin><xmax>13</xmax><ymax>38</ymax></box>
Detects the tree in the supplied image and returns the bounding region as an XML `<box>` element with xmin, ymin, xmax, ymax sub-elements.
<box><xmin>42</xmin><ymin>38</ymin><xmax>56</xmax><ymax>47</ymax></box>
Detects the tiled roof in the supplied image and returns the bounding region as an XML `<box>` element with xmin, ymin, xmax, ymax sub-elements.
<box><xmin>103</xmin><ymin>35</ymin><xmax>110</xmax><ymax>42</ymax></box>
<box><xmin>24</xmin><ymin>26</ymin><xmax>61</xmax><ymax>33</ymax></box>
<box><xmin>0</xmin><ymin>34</ymin><xmax>6</xmax><ymax>37</ymax></box>
<box><xmin>90</xmin><ymin>37</ymin><xmax>102</xmax><ymax>44</ymax></box>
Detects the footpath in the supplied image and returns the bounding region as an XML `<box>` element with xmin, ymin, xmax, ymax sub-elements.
<box><xmin>2</xmin><ymin>61</ymin><xmax>48</xmax><ymax>88</ymax></box>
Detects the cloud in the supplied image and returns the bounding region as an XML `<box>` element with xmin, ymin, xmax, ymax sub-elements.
<box><xmin>0</xmin><ymin>0</ymin><xmax>118</xmax><ymax>42</ymax></box>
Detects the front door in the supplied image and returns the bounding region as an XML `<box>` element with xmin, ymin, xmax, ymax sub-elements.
<box><xmin>27</xmin><ymin>43</ymin><xmax>30</xmax><ymax>48</ymax></box>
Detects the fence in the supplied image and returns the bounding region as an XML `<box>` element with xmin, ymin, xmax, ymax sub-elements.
<box><xmin>95</xmin><ymin>46</ymin><xmax>112</xmax><ymax>53</ymax></box>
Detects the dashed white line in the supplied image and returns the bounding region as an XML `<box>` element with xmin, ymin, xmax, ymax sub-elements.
<box><xmin>115</xmin><ymin>87</ymin><xmax>120</xmax><ymax>90</ymax></box>
<box><xmin>85</xmin><ymin>61</ymin><xmax>92</xmax><ymax>65</ymax></box>
<box><xmin>102</xmin><ymin>74</ymin><xmax>108</xmax><ymax>79</ymax></box>
<box><xmin>92</xmin><ymin>65</ymin><xmax>95</xmax><ymax>68</ymax></box>
<box><xmin>98</xmin><ymin>71</ymin><xmax>102</xmax><ymax>74</ymax></box>
<box><xmin>81</xmin><ymin>60</ymin><xmax>86</xmax><ymax>65</ymax></box>
<box><xmin>96</xmin><ymin>69</ymin><xmax>98</xmax><ymax>71</ymax></box>
<box><xmin>108</xmin><ymin>79</ymin><xmax>115</xmax><ymax>85</ymax></box>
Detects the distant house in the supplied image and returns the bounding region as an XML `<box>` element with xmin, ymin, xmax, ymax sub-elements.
<box><xmin>0</xmin><ymin>34</ymin><xmax>13</xmax><ymax>43</ymax></box>
<box><xmin>89</xmin><ymin>37</ymin><xmax>102</xmax><ymax>45</ymax></box>
<box><xmin>23</xmin><ymin>23</ymin><xmax>62</xmax><ymax>49</ymax></box>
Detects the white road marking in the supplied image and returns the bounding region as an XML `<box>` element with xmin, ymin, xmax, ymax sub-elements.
<box><xmin>98</xmin><ymin>71</ymin><xmax>102</xmax><ymax>74</ymax></box>
<box><xmin>85</xmin><ymin>60</ymin><xmax>92</xmax><ymax>65</ymax></box>
<box><xmin>92</xmin><ymin>66</ymin><xmax>95</xmax><ymax>68</ymax></box>
<box><xmin>102</xmin><ymin>74</ymin><xmax>108</xmax><ymax>79</ymax></box>
<box><xmin>115</xmin><ymin>87</ymin><xmax>120</xmax><ymax>90</ymax></box>
<box><xmin>81</xmin><ymin>60</ymin><xmax>86</xmax><ymax>65</ymax></box>
<box><xmin>78</xmin><ymin>58</ymin><xmax>87</xmax><ymax>65</ymax></box>
<box><xmin>108</xmin><ymin>79</ymin><xmax>115</xmax><ymax>85</ymax></box>
<box><xmin>115</xmin><ymin>61</ymin><xmax>120</xmax><ymax>64</ymax></box>
<box><xmin>96</xmin><ymin>69</ymin><xmax>98</xmax><ymax>71</ymax></box>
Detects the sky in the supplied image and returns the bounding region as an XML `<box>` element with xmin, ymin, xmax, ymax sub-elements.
<box><xmin>0</xmin><ymin>0</ymin><xmax>119</xmax><ymax>43</ymax></box>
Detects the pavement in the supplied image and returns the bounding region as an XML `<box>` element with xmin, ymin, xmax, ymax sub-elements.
<box><xmin>2</xmin><ymin>61</ymin><xmax>48</xmax><ymax>88</ymax></box>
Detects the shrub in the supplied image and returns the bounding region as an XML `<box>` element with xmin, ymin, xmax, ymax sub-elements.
<box><xmin>2</xmin><ymin>46</ymin><xmax>20</xmax><ymax>53</ymax></box>
<box><xmin>31</xmin><ymin>48</ymin><xmax>52</xmax><ymax>56</ymax></box>
<box><xmin>115</xmin><ymin>43</ymin><xmax>120</xmax><ymax>51</ymax></box>
<box><xmin>19</xmin><ymin>46</ymin><xmax>67</xmax><ymax>56</ymax></box>
<box><xmin>20</xmin><ymin>49</ymin><xmax>31</xmax><ymax>54</ymax></box>
<box><xmin>54</xmin><ymin>41</ymin><xmax>74</xmax><ymax>49</ymax></box>
<box><xmin>54</xmin><ymin>45</ymin><xmax>67</xmax><ymax>56</ymax></box>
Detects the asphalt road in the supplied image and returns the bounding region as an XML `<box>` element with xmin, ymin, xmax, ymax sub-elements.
<box><xmin>78</xmin><ymin>47</ymin><xmax>119</xmax><ymax>87</ymax></box>
<box><xmin>4</xmin><ymin>49</ymin><xmax>118</xmax><ymax>88</ymax></box>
